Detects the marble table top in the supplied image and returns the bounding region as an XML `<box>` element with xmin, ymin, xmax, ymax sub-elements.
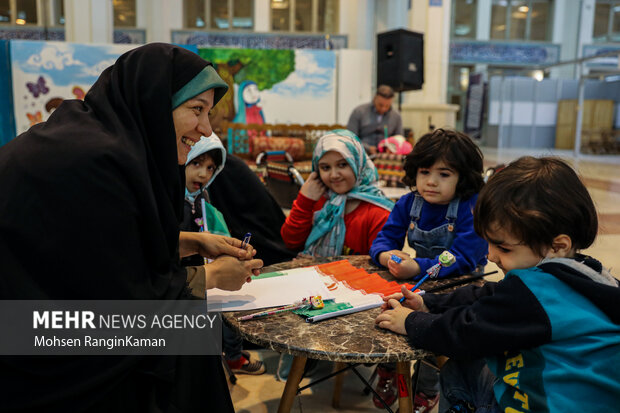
<box><xmin>223</xmin><ymin>255</ymin><xmax>482</xmax><ymax>363</ymax></box>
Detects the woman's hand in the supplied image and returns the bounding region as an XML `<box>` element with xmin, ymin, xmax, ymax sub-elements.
<box><xmin>380</xmin><ymin>285</ymin><xmax>429</xmax><ymax>312</ymax></box>
<box><xmin>299</xmin><ymin>172</ymin><xmax>326</xmax><ymax>201</ymax></box>
<box><xmin>375</xmin><ymin>299</ymin><xmax>413</xmax><ymax>335</ymax></box>
<box><xmin>205</xmin><ymin>256</ymin><xmax>264</xmax><ymax>291</ymax></box>
<box><xmin>379</xmin><ymin>250</ymin><xmax>421</xmax><ymax>279</ymax></box>
<box><xmin>179</xmin><ymin>232</ymin><xmax>255</xmax><ymax>260</ymax></box>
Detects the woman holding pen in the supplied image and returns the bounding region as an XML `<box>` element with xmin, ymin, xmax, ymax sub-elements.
<box><xmin>0</xmin><ymin>43</ymin><xmax>262</xmax><ymax>412</ymax></box>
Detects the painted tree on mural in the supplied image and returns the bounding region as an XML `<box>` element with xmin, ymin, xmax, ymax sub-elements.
<box><xmin>198</xmin><ymin>48</ymin><xmax>295</xmax><ymax>130</ymax></box>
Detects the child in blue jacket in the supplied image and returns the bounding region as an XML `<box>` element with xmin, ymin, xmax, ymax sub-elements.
<box><xmin>369</xmin><ymin>129</ymin><xmax>488</xmax><ymax>410</ymax></box>
<box><xmin>370</xmin><ymin>129</ymin><xmax>488</xmax><ymax>279</ymax></box>
<box><xmin>376</xmin><ymin>156</ymin><xmax>620</xmax><ymax>412</ymax></box>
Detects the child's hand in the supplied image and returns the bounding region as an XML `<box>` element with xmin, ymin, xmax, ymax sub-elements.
<box><xmin>383</xmin><ymin>251</ymin><xmax>421</xmax><ymax>279</ymax></box>
<box><xmin>381</xmin><ymin>286</ymin><xmax>429</xmax><ymax>312</ymax></box>
<box><xmin>375</xmin><ymin>299</ymin><xmax>413</xmax><ymax>335</ymax></box>
<box><xmin>299</xmin><ymin>172</ymin><xmax>326</xmax><ymax>201</ymax></box>
<box><xmin>379</xmin><ymin>250</ymin><xmax>408</xmax><ymax>267</ymax></box>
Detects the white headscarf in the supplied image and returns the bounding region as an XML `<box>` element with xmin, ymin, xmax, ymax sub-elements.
<box><xmin>184</xmin><ymin>133</ymin><xmax>226</xmax><ymax>203</ymax></box>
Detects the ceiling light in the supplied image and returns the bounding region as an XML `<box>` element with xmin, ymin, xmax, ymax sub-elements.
<box><xmin>533</xmin><ymin>70</ymin><xmax>544</xmax><ymax>82</ymax></box>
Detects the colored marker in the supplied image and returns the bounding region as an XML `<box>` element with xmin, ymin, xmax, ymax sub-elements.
<box><xmin>399</xmin><ymin>251</ymin><xmax>455</xmax><ymax>303</ymax></box>
<box><xmin>237</xmin><ymin>296</ymin><xmax>333</xmax><ymax>321</ymax></box>
<box><xmin>390</xmin><ymin>254</ymin><xmax>402</xmax><ymax>264</ymax></box>
<box><xmin>237</xmin><ymin>299</ymin><xmax>310</xmax><ymax>321</ymax></box>
<box><xmin>241</xmin><ymin>232</ymin><xmax>252</xmax><ymax>249</ymax></box>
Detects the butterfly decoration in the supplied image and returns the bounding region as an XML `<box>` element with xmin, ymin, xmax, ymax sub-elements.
<box><xmin>72</xmin><ymin>86</ymin><xmax>85</xmax><ymax>100</ymax></box>
<box><xmin>26</xmin><ymin>76</ymin><xmax>49</xmax><ymax>98</ymax></box>
<box><xmin>26</xmin><ymin>111</ymin><xmax>43</xmax><ymax>126</ymax></box>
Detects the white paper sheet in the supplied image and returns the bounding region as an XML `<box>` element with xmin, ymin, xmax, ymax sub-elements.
<box><xmin>207</xmin><ymin>267</ymin><xmax>334</xmax><ymax>312</ymax></box>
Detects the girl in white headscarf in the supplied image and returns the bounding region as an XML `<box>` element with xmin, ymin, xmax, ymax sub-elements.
<box><xmin>181</xmin><ymin>134</ymin><xmax>230</xmax><ymax>266</ymax></box>
<box><xmin>281</xmin><ymin>129</ymin><xmax>394</xmax><ymax>257</ymax></box>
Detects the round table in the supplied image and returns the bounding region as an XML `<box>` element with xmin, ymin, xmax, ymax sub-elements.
<box><xmin>223</xmin><ymin>255</ymin><xmax>485</xmax><ymax>412</ymax></box>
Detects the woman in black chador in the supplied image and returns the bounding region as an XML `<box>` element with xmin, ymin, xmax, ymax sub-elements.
<box><xmin>0</xmin><ymin>43</ymin><xmax>263</xmax><ymax>412</ymax></box>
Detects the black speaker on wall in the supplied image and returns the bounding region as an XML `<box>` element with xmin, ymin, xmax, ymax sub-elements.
<box><xmin>377</xmin><ymin>29</ymin><xmax>424</xmax><ymax>92</ymax></box>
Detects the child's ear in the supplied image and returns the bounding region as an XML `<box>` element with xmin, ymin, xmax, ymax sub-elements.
<box><xmin>546</xmin><ymin>234</ymin><xmax>573</xmax><ymax>258</ymax></box>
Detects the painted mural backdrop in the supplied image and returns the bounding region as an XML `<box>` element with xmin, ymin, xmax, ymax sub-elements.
<box><xmin>10</xmin><ymin>40</ymin><xmax>135</xmax><ymax>135</ymax></box>
<box><xmin>9</xmin><ymin>42</ymin><xmax>337</xmax><ymax>137</ymax></box>
<box><xmin>199</xmin><ymin>48</ymin><xmax>336</xmax><ymax>128</ymax></box>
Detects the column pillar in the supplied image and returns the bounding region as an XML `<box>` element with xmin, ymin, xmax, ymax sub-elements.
<box><xmin>400</xmin><ymin>0</ymin><xmax>458</xmax><ymax>134</ymax></box>
<box><xmin>339</xmin><ymin>0</ymin><xmax>374</xmax><ymax>50</ymax></box>
<box><xmin>474</xmin><ymin>0</ymin><xmax>491</xmax><ymax>75</ymax></box>
<box><xmin>144</xmin><ymin>0</ymin><xmax>182</xmax><ymax>44</ymax></box>
<box><xmin>64</xmin><ymin>0</ymin><xmax>113</xmax><ymax>43</ymax></box>
<box><xmin>406</xmin><ymin>0</ymin><xmax>451</xmax><ymax>104</ymax></box>
<box><xmin>254</xmin><ymin>0</ymin><xmax>270</xmax><ymax>32</ymax></box>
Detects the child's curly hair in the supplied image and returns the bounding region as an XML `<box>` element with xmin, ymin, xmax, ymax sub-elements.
<box><xmin>403</xmin><ymin>129</ymin><xmax>484</xmax><ymax>199</ymax></box>
<box><xmin>474</xmin><ymin>156</ymin><xmax>598</xmax><ymax>256</ymax></box>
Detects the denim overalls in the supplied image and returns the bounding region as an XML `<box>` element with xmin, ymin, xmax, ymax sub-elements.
<box><xmin>407</xmin><ymin>194</ymin><xmax>460</xmax><ymax>259</ymax></box>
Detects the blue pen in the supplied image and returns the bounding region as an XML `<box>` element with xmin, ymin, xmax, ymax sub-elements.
<box><xmin>399</xmin><ymin>251</ymin><xmax>455</xmax><ymax>303</ymax></box>
<box><xmin>241</xmin><ymin>232</ymin><xmax>252</xmax><ymax>249</ymax></box>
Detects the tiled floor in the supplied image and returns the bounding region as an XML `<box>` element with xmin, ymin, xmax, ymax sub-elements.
<box><xmin>230</xmin><ymin>148</ymin><xmax>620</xmax><ymax>413</ymax></box>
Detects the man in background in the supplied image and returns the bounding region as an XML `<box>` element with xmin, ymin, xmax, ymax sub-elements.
<box><xmin>347</xmin><ymin>85</ymin><xmax>403</xmax><ymax>154</ymax></box>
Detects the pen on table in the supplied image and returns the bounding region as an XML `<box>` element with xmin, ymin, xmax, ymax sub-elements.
<box><xmin>237</xmin><ymin>297</ymin><xmax>333</xmax><ymax>321</ymax></box>
<box><xmin>399</xmin><ymin>251</ymin><xmax>455</xmax><ymax>303</ymax></box>
<box><xmin>237</xmin><ymin>300</ymin><xmax>310</xmax><ymax>321</ymax></box>
<box><xmin>241</xmin><ymin>232</ymin><xmax>252</xmax><ymax>249</ymax></box>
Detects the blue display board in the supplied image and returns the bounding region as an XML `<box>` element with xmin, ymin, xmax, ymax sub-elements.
<box><xmin>0</xmin><ymin>40</ymin><xmax>16</xmax><ymax>146</ymax></box>
<box><xmin>450</xmin><ymin>40</ymin><xmax>560</xmax><ymax>66</ymax></box>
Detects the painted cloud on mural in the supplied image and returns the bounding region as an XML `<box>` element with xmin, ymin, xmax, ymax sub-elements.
<box><xmin>15</xmin><ymin>41</ymin><xmax>134</xmax><ymax>86</ymax></box>
<box><xmin>270</xmin><ymin>50</ymin><xmax>334</xmax><ymax>97</ymax></box>
<box><xmin>11</xmin><ymin>40</ymin><xmax>135</xmax><ymax>134</ymax></box>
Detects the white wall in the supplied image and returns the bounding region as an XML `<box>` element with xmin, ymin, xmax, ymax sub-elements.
<box><xmin>336</xmin><ymin>49</ymin><xmax>373</xmax><ymax>125</ymax></box>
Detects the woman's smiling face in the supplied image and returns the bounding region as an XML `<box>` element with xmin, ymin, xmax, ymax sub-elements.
<box><xmin>172</xmin><ymin>89</ymin><xmax>214</xmax><ymax>165</ymax></box>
